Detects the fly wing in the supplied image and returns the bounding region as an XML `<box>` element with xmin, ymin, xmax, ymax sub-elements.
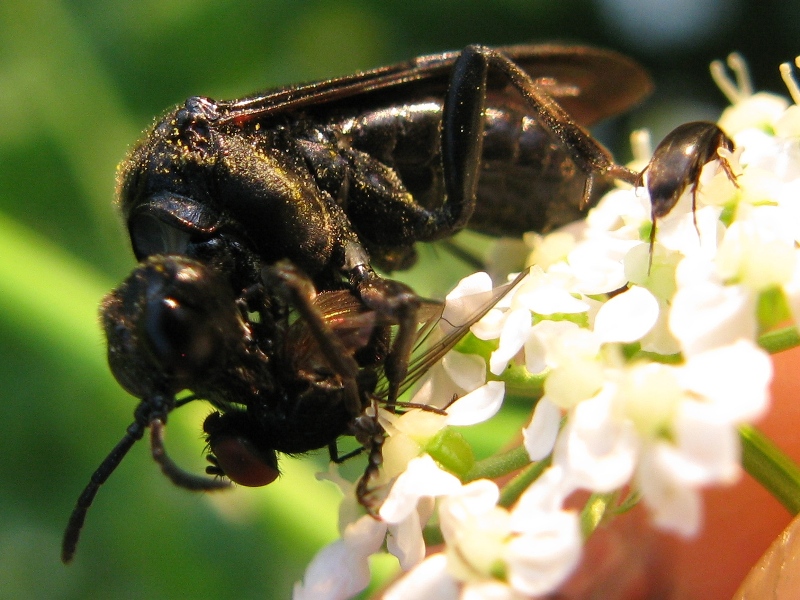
<box><xmin>287</xmin><ymin>290</ymin><xmax>378</xmax><ymax>372</ymax></box>
<box><xmin>313</xmin><ymin>290</ymin><xmax>378</xmax><ymax>350</ymax></box>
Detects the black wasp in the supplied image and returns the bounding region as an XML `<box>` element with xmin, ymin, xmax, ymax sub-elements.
<box><xmin>63</xmin><ymin>43</ymin><xmax>674</xmax><ymax>563</ymax></box>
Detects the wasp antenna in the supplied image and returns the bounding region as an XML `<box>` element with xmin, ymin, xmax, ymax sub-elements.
<box><xmin>62</xmin><ymin>421</ymin><xmax>146</xmax><ymax>563</ymax></box>
<box><xmin>149</xmin><ymin>419</ymin><xmax>231</xmax><ymax>491</ymax></box>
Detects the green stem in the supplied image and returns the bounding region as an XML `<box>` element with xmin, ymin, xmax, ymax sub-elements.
<box><xmin>498</xmin><ymin>456</ymin><xmax>551</xmax><ymax>508</ymax></box>
<box><xmin>422</xmin><ymin>453</ymin><xmax>549</xmax><ymax>546</ymax></box>
<box><xmin>579</xmin><ymin>489</ymin><xmax>641</xmax><ymax>539</ymax></box>
<box><xmin>422</xmin><ymin>524</ymin><xmax>444</xmax><ymax>548</ymax></box>
<box><xmin>499</xmin><ymin>366</ymin><xmax>546</xmax><ymax>399</ymax></box>
<box><xmin>758</xmin><ymin>326</ymin><xmax>800</xmax><ymax>354</ymax></box>
<box><xmin>580</xmin><ymin>493</ymin><xmax>614</xmax><ymax>538</ymax></box>
<box><xmin>463</xmin><ymin>446</ymin><xmax>531</xmax><ymax>482</ymax></box>
<box><xmin>740</xmin><ymin>424</ymin><xmax>800</xmax><ymax>514</ymax></box>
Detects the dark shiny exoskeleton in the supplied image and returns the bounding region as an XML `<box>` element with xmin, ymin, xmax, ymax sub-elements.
<box><xmin>120</xmin><ymin>45</ymin><xmax>651</xmax><ymax>282</ymax></box>
<box><xmin>63</xmin><ymin>44</ymin><xmax>657</xmax><ymax>563</ymax></box>
<box><xmin>639</xmin><ymin>121</ymin><xmax>737</xmax><ymax>255</ymax></box>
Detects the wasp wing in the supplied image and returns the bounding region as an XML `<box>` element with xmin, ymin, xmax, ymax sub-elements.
<box><xmin>374</xmin><ymin>269</ymin><xmax>528</xmax><ymax>401</ymax></box>
<box><xmin>218</xmin><ymin>45</ymin><xmax>650</xmax><ymax>128</ymax></box>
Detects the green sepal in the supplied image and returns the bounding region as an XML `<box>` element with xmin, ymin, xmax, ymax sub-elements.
<box><xmin>425</xmin><ymin>428</ymin><xmax>476</xmax><ymax>478</ymax></box>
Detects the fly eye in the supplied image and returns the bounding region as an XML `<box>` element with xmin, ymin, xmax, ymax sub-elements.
<box><xmin>143</xmin><ymin>295</ymin><xmax>219</xmax><ymax>379</ymax></box>
<box><xmin>206</xmin><ymin>435</ymin><xmax>279</xmax><ymax>487</ymax></box>
<box><xmin>203</xmin><ymin>411</ymin><xmax>279</xmax><ymax>487</ymax></box>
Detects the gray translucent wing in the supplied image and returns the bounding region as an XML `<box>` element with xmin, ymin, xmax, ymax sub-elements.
<box><xmin>375</xmin><ymin>269</ymin><xmax>528</xmax><ymax>400</ymax></box>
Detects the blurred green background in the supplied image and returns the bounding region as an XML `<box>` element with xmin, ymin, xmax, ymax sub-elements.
<box><xmin>1</xmin><ymin>0</ymin><xmax>800</xmax><ymax>598</ymax></box>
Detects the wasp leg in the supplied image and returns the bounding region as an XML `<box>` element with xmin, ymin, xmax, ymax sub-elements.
<box><xmin>328</xmin><ymin>440</ymin><xmax>366</xmax><ymax>464</ymax></box>
<box><xmin>381</xmin><ymin>400</ymin><xmax>448</xmax><ymax>415</ymax></box>
<box><xmin>485</xmin><ymin>45</ymin><xmax>638</xmax><ymax>190</ymax></box>
<box><xmin>348</xmin><ymin>45</ymin><xmax>641</xmax><ymax>405</ymax></box>
<box><xmin>432</xmin><ymin>44</ymin><xmax>639</xmax><ymax>240</ymax></box>
<box><xmin>349</xmin><ymin>402</ymin><xmax>388</xmax><ymax>514</ymax></box>
<box><xmin>348</xmin><ymin>265</ymin><xmax>420</xmax><ymax>405</ymax></box>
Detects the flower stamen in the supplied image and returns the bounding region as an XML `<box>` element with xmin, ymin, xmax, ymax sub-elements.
<box><xmin>710</xmin><ymin>52</ymin><xmax>752</xmax><ymax>103</ymax></box>
<box><xmin>629</xmin><ymin>129</ymin><xmax>652</xmax><ymax>161</ymax></box>
<box><xmin>779</xmin><ymin>59</ymin><xmax>800</xmax><ymax>106</ymax></box>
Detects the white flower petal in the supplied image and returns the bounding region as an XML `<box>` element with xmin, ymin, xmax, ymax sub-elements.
<box><xmin>511</xmin><ymin>465</ymin><xmax>574</xmax><ymax>526</ymax></box>
<box><xmin>670</xmin><ymin>278</ymin><xmax>757</xmax><ymax>356</ymax></box>
<box><xmin>471</xmin><ymin>307</ymin><xmax>506</xmax><ymax>340</ymax></box>
<box><xmin>442</xmin><ymin>350</ymin><xmax>487</xmax><ymax>392</ymax></box>
<box><xmin>568</xmin><ymin>237</ymin><xmax>633</xmax><ymax>295</ymax></box>
<box><xmin>719</xmin><ymin>92</ymin><xmax>789</xmax><ymax>135</ymax></box>
<box><xmin>387</xmin><ymin>506</ymin><xmax>426</xmax><ymax>570</ymax></box>
<box><xmin>669</xmin><ymin>400</ymin><xmax>742</xmax><ymax>485</ymax></box>
<box><xmin>522</xmin><ymin>398</ymin><xmax>561</xmax><ymax>461</ymax></box>
<box><xmin>379</xmin><ymin>455</ymin><xmax>462</xmax><ymax>523</ymax></box>
<box><xmin>639</xmin><ymin>298</ymin><xmax>682</xmax><ymax>355</ymax></box>
<box><xmin>383</xmin><ymin>554</ymin><xmax>459</xmax><ymax>600</ymax></box>
<box><xmin>522</xmin><ymin>329</ymin><xmax>547</xmax><ymax>374</ymax></box>
<box><xmin>445</xmin><ymin>381</ymin><xmax>506</xmax><ymax>426</ymax></box>
<box><xmin>678</xmin><ymin>340</ymin><xmax>772</xmax><ymax>423</ymax></box>
<box><xmin>616</xmin><ymin>362</ymin><xmax>683</xmax><ymax>439</ymax></box>
<box><xmin>717</xmin><ymin>215</ymin><xmax>797</xmax><ymax>291</ymax></box>
<box><xmin>526</xmin><ymin>231</ymin><xmax>576</xmax><ymax>270</ymax></box>
<box><xmin>439</xmin><ymin>479</ymin><xmax>500</xmax><ymax>541</ymax></box>
<box><xmin>585</xmin><ymin>187</ymin><xmax>648</xmax><ymax>233</ymax></box>
<box><xmin>442</xmin><ymin>272</ymin><xmax>496</xmax><ymax>335</ymax></box>
<box><xmin>554</xmin><ymin>391</ymin><xmax>640</xmax><ymax>492</ymax></box>
<box><xmin>504</xmin><ymin>510</ymin><xmax>583</xmax><ymax>597</ymax></box>
<box><xmin>593</xmin><ymin>285</ymin><xmax>659</xmax><ymax>343</ymax></box>
<box><xmin>525</xmin><ymin>319</ymin><xmax>583</xmax><ymax>371</ymax></box>
<box><xmin>462</xmin><ymin>581</ymin><xmax>523</xmax><ymax>600</ymax></box>
<box><xmin>390</xmin><ymin>408</ymin><xmax>447</xmax><ymax>438</ymax></box>
<box><xmin>523</xmin><ymin>284</ymin><xmax>589</xmax><ymax>315</ymax></box>
<box><xmin>489</xmin><ymin>308</ymin><xmax>532</xmax><ymax>375</ymax></box>
<box><xmin>654</xmin><ymin>195</ymin><xmax>722</xmax><ymax>260</ymax></box>
<box><xmin>637</xmin><ymin>445</ymin><xmax>703</xmax><ymax>537</ymax></box>
<box><xmin>292</xmin><ymin>515</ymin><xmax>387</xmax><ymax>600</ymax></box>
<box><xmin>409</xmin><ymin>364</ymin><xmax>461</xmax><ymax>411</ymax></box>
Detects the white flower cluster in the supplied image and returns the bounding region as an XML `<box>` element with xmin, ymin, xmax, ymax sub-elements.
<box><xmin>293</xmin><ymin>55</ymin><xmax>800</xmax><ymax>600</ymax></box>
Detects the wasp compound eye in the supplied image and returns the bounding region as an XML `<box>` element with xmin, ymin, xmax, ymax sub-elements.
<box><xmin>130</xmin><ymin>213</ymin><xmax>191</xmax><ymax>259</ymax></box>
<box><xmin>143</xmin><ymin>294</ymin><xmax>219</xmax><ymax>379</ymax></box>
<box><xmin>204</xmin><ymin>412</ymin><xmax>280</xmax><ymax>487</ymax></box>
